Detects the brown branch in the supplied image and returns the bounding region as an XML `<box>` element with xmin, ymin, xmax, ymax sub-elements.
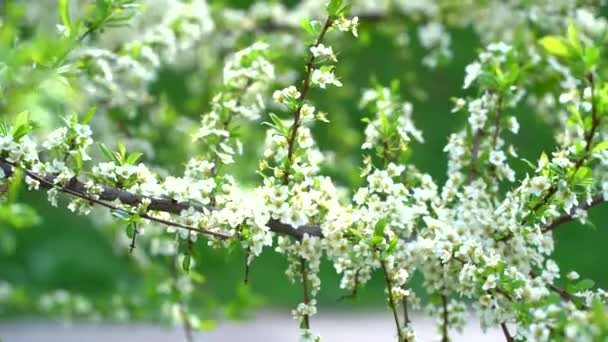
<box><xmin>529</xmin><ymin>271</ymin><xmax>588</xmax><ymax>310</ymax></box>
<box><xmin>0</xmin><ymin>159</ymin><xmax>324</xmax><ymax>240</ymax></box>
<box><xmin>541</xmin><ymin>195</ymin><xmax>605</xmax><ymax>233</ymax></box>
<box><xmin>4</xmin><ymin>160</ymin><xmax>233</xmax><ymax>240</ymax></box>
<box><xmin>499</xmin><ymin>74</ymin><xmax>602</xmax><ymax>242</ymax></box>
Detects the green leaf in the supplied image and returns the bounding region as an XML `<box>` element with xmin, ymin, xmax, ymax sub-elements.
<box><xmin>98</xmin><ymin>143</ymin><xmax>119</xmax><ymax>163</ymax></box>
<box><xmin>593</xmin><ymin>141</ymin><xmax>608</xmax><ymax>153</ymax></box>
<box><xmin>125</xmin><ymin>222</ymin><xmax>135</xmax><ymax>238</ymax></box>
<box><xmin>575</xmin><ymin>278</ymin><xmax>595</xmax><ymax>292</ymax></box>
<box><xmin>125</xmin><ymin>152</ymin><xmax>143</xmax><ymax>165</ymax></box>
<box><xmin>327</xmin><ymin>0</ymin><xmax>344</xmax><ymax>16</ymax></box>
<box><xmin>300</xmin><ymin>19</ymin><xmax>316</xmax><ymax>38</ymax></box>
<box><xmin>111</xmin><ymin>209</ymin><xmax>130</xmax><ymax>220</ymax></box>
<box><xmin>520</xmin><ymin>158</ymin><xmax>537</xmax><ymax>170</ymax></box>
<box><xmin>12</xmin><ymin>124</ymin><xmax>32</xmax><ymax>140</ymax></box>
<box><xmin>182</xmin><ymin>254</ymin><xmax>191</xmax><ymax>273</ymax></box>
<box><xmin>59</xmin><ymin>0</ymin><xmax>72</xmax><ymax>32</ymax></box>
<box><xmin>268</xmin><ymin>113</ymin><xmax>289</xmax><ymax>135</ymax></box>
<box><xmin>374</xmin><ymin>217</ymin><xmax>388</xmax><ymax>238</ymax></box>
<box><xmin>81</xmin><ymin>106</ymin><xmax>97</xmax><ymax>125</ymax></box>
<box><xmin>0</xmin><ymin>203</ymin><xmax>41</xmax><ymax>229</ymax></box>
<box><xmin>15</xmin><ymin>111</ymin><xmax>28</xmax><ymax>128</ymax></box>
<box><xmin>539</xmin><ymin>36</ymin><xmax>571</xmax><ymax>58</ymax></box>
<box><xmin>567</xmin><ymin>21</ymin><xmax>582</xmax><ymax>54</ymax></box>
<box><xmin>386</xmin><ymin>235</ymin><xmax>398</xmax><ymax>253</ymax></box>
<box><xmin>591</xmin><ymin>299</ymin><xmax>608</xmax><ymax>330</ymax></box>
<box><xmin>583</xmin><ymin>46</ymin><xmax>600</xmax><ymax>69</ymax></box>
<box><xmin>117</xmin><ymin>140</ymin><xmax>127</xmax><ymax>162</ymax></box>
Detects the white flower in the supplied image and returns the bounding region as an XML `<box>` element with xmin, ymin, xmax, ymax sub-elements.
<box><xmin>482</xmin><ymin>274</ymin><xmax>497</xmax><ymax>290</ymax></box>
<box><xmin>529</xmin><ymin>176</ymin><xmax>550</xmax><ymax>196</ymax></box>
<box><xmin>43</xmin><ymin>127</ymin><xmax>68</xmax><ymax>150</ymax></box>
<box><xmin>274</xmin><ymin>86</ymin><xmax>301</xmax><ymax>104</ymax></box>
<box><xmin>567</xmin><ymin>271</ymin><xmax>580</xmax><ymax>281</ymax></box>
<box><xmin>115</xmin><ymin>164</ymin><xmax>138</xmax><ymax>179</ymax></box>
<box><xmin>300</xmin><ymin>104</ymin><xmax>316</xmax><ymax>120</ymax></box>
<box><xmin>310</xmin><ymin>44</ymin><xmax>333</xmax><ymax>58</ymax></box>
<box><xmin>559</xmin><ymin>89</ymin><xmax>578</xmax><ymax>104</ymax></box>
<box><xmin>311</xmin><ymin>69</ymin><xmax>342</xmax><ymax>88</ymax></box>
<box><xmin>468</xmin><ymin>110</ymin><xmax>487</xmax><ymax>131</ymax></box>
<box><xmin>463</xmin><ymin>62</ymin><xmax>481</xmax><ymax>89</ymax></box>
<box><xmin>528</xmin><ymin>323</ymin><xmax>549</xmax><ymax>341</ymax></box>
<box><xmin>25</xmin><ymin>176</ymin><xmax>40</xmax><ymax>190</ymax></box>
<box><xmin>507</xmin><ymin>117</ymin><xmax>519</xmax><ymax>134</ymax></box>
<box><xmin>551</xmin><ymin>151</ymin><xmax>573</xmax><ymax>168</ymax></box>
<box><xmin>489</xmin><ymin>150</ymin><xmax>506</xmax><ymax>166</ymax></box>
<box><xmin>334</xmin><ymin>16</ymin><xmax>359</xmax><ymax>37</ymax></box>
<box><xmin>487</xmin><ymin>41</ymin><xmax>512</xmax><ymax>54</ymax></box>
<box><xmin>451</xmin><ymin>98</ymin><xmax>466</xmax><ymax>113</ymax></box>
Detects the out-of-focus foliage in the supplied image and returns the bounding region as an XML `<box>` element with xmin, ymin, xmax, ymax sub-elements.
<box><xmin>1</xmin><ymin>0</ymin><xmax>608</xmax><ymax>341</ymax></box>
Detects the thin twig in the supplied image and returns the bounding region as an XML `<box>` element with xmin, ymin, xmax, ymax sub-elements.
<box><xmin>380</xmin><ymin>260</ymin><xmax>404</xmax><ymax>341</ymax></box>
<box><xmin>300</xmin><ymin>257</ymin><xmax>311</xmax><ymax>329</ymax></box>
<box><xmin>491</xmin><ymin>96</ymin><xmax>504</xmax><ymax>149</ymax></box>
<box><xmin>440</xmin><ymin>294</ymin><xmax>449</xmax><ymax>342</ymax></box>
<box><xmin>468</xmin><ymin>129</ymin><xmax>484</xmax><ymax>184</ymax></box>
<box><xmin>402</xmin><ymin>295</ymin><xmax>410</xmax><ymax>327</ymax></box>
<box><xmin>282</xmin><ymin>18</ymin><xmax>332</xmax><ymax>185</ymax></box>
<box><xmin>500</xmin><ymin>322</ymin><xmax>514</xmax><ymax>342</ymax></box>
<box><xmin>338</xmin><ymin>269</ymin><xmax>360</xmax><ymax>301</ymax></box>
<box><xmin>499</xmin><ymin>74</ymin><xmax>602</xmax><ymax>241</ymax></box>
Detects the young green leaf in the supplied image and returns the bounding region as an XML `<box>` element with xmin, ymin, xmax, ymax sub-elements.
<box><xmin>538</xmin><ymin>36</ymin><xmax>571</xmax><ymax>58</ymax></box>
<box><xmin>182</xmin><ymin>254</ymin><xmax>191</xmax><ymax>273</ymax></box>
<box><xmin>59</xmin><ymin>0</ymin><xmax>72</xmax><ymax>32</ymax></box>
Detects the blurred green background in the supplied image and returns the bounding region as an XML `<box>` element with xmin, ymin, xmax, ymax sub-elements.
<box><xmin>0</xmin><ymin>0</ymin><xmax>607</xmax><ymax>320</ymax></box>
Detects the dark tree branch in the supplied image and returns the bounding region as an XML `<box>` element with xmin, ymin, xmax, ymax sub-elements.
<box><xmin>541</xmin><ymin>195</ymin><xmax>605</xmax><ymax>234</ymax></box>
<box><xmin>0</xmin><ymin>159</ymin><xmax>324</xmax><ymax>240</ymax></box>
<box><xmin>499</xmin><ymin>74</ymin><xmax>602</xmax><ymax>242</ymax></box>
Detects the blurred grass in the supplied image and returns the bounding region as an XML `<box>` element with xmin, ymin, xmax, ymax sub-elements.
<box><xmin>0</xmin><ymin>0</ymin><xmax>607</xmax><ymax>317</ymax></box>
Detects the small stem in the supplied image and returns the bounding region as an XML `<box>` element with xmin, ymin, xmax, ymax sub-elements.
<box><xmin>299</xmin><ymin>257</ymin><xmax>311</xmax><ymax>329</ymax></box>
<box><xmin>402</xmin><ymin>296</ymin><xmax>410</xmax><ymax>327</ymax></box>
<box><xmin>179</xmin><ymin>304</ymin><xmax>195</xmax><ymax>342</ymax></box>
<box><xmin>338</xmin><ymin>269</ymin><xmax>360</xmax><ymax>301</ymax></box>
<box><xmin>500</xmin><ymin>322</ymin><xmax>514</xmax><ymax>342</ymax></box>
<box><xmin>380</xmin><ymin>259</ymin><xmax>404</xmax><ymax>341</ymax></box>
<box><xmin>468</xmin><ymin>129</ymin><xmax>484</xmax><ymax>184</ymax></box>
<box><xmin>491</xmin><ymin>96</ymin><xmax>504</xmax><ymax>149</ymax></box>
<box><xmin>440</xmin><ymin>294</ymin><xmax>449</xmax><ymax>342</ymax></box>
<box><xmin>244</xmin><ymin>247</ymin><xmax>251</xmax><ymax>285</ymax></box>
<box><xmin>129</xmin><ymin>222</ymin><xmax>139</xmax><ymax>253</ymax></box>
<box><xmin>282</xmin><ymin>18</ymin><xmax>332</xmax><ymax>185</ymax></box>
